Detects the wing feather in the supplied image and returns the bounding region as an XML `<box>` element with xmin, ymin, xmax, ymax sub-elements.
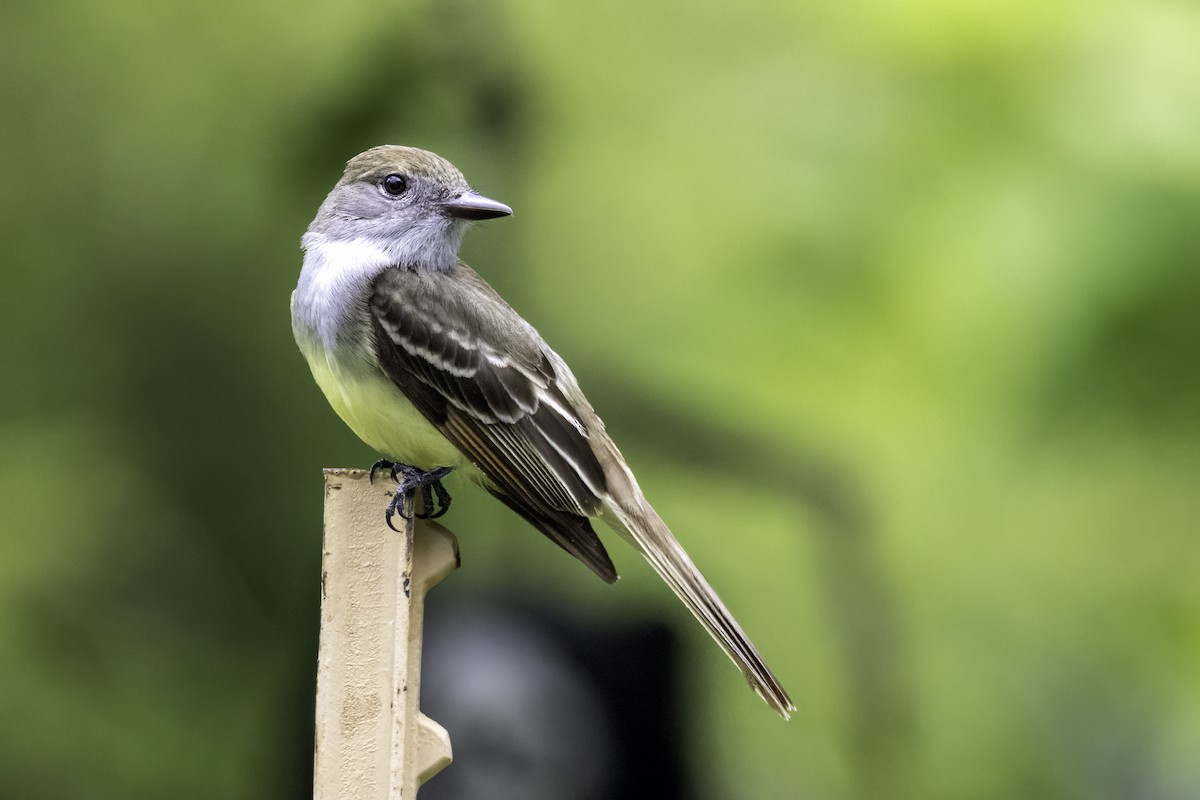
<box><xmin>368</xmin><ymin>265</ymin><xmax>793</xmax><ymax>712</ymax></box>
<box><xmin>369</xmin><ymin>265</ymin><xmax>616</xmax><ymax>582</ymax></box>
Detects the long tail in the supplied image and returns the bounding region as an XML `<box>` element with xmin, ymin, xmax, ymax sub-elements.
<box><xmin>602</xmin><ymin>494</ymin><xmax>795</xmax><ymax>719</ymax></box>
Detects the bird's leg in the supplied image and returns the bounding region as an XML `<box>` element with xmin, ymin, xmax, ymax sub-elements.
<box><xmin>412</xmin><ymin>466</ymin><xmax>453</xmax><ymax>520</ymax></box>
<box><xmin>418</xmin><ymin>477</ymin><xmax>453</xmax><ymax>521</ymax></box>
<box><xmin>379</xmin><ymin>463</ymin><xmax>455</xmax><ymax>531</ymax></box>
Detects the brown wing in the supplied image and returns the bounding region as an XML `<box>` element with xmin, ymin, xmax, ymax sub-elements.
<box><xmin>369</xmin><ymin>265</ymin><xmax>617</xmax><ymax>583</ymax></box>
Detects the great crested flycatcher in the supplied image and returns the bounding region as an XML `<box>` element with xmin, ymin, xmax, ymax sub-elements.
<box><xmin>292</xmin><ymin>145</ymin><xmax>794</xmax><ymax>718</ymax></box>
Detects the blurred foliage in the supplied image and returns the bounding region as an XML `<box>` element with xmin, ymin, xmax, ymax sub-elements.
<box><xmin>2</xmin><ymin>0</ymin><xmax>1199</xmax><ymax>798</ymax></box>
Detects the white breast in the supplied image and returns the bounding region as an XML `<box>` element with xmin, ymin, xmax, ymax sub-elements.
<box><xmin>291</xmin><ymin>234</ymin><xmax>471</xmax><ymax>472</ymax></box>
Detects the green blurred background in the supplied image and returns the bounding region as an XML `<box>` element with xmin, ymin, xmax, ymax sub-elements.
<box><xmin>2</xmin><ymin>0</ymin><xmax>1199</xmax><ymax>797</ymax></box>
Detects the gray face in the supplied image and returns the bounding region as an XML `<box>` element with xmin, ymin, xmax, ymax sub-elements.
<box><xmin>305</xmin><ymin>146</ymin><xmax>510</xmax><ymax>271</ymax></box>
<box><xmin>308</xmin><ymin>146</ymin><xmax>471</xmax><ymax>241</ymax></box>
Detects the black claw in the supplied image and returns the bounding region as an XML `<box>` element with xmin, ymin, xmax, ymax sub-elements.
<box><xmin>384</xmin><ymin>495</ymin><xmax>405</xmax><ymax>532</ymax></box>
<box><xmin>376</xmin><ymin>463</ymin><xmax>454</xmax><ymax>527</ymax></box>
<box><xmin>370</xmin><ymin>459</ymin><xmax>395</xmax><ymax>485</ymax></box>
<box><xmin>427</xmin><ymin>479</ymin><xmax>452</xmax><ymax>519</ymax></box>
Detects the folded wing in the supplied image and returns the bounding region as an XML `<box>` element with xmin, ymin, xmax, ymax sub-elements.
<box><xmin>369</xmin><ymin>265</ymin><xmax>618</xmax><ymax>583</ymax></box>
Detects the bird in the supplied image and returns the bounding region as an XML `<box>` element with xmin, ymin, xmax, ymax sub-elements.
<box><xmin>291</xmin><ymin>145</ymin><xmax>794</xmax><ymax>718</ymax></box>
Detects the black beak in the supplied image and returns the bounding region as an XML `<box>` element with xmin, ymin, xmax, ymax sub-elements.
<box><xmin>443</xmin><ymin>191</ymin><xmax>513</xmax><ymax>220</ymax></box>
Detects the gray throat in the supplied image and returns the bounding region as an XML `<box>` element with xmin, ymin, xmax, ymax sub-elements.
<box><xmin>292</xmin><ymin>234</ymin><xmax>395</xmax><ymax>357</ymax></box>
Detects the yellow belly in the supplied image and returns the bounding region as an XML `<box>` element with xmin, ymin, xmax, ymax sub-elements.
<box><xmin>307</xmin><ymin>352</ymin><xmax>468</xmax><ymax>472</ymax></box>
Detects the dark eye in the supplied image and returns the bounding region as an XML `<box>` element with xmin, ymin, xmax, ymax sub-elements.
<box><xmin>380</xmin><ymin>173</ymin><xmax>408</xmax><ymax>197</ymax></box>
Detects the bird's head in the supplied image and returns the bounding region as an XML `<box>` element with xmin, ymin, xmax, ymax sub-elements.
<box><xmin>305</xmin><ymin>145</ymin><xmax>512</xmax><ymax>272</ymax></box>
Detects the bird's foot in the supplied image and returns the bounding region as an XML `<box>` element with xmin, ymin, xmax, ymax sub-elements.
<box><xmin>371</xmin><ymin>460</ymin><xmax>454</xmax><ymax>531</ymax></box>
